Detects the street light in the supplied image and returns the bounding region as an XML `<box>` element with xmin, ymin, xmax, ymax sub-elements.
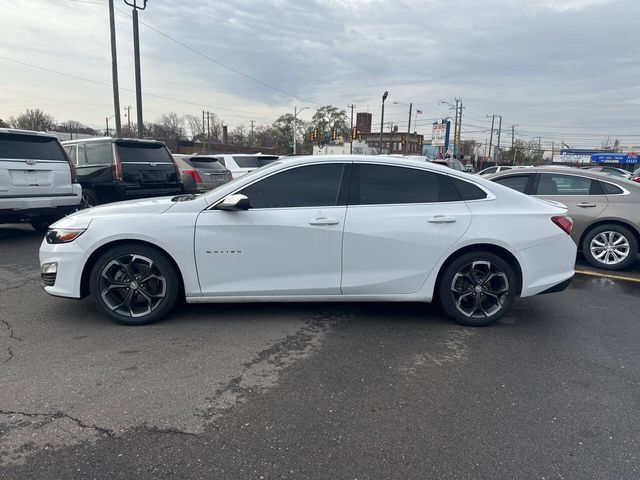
<box><xmin>293</xmin><ymin>106</ymin><xmax>309</xmax><ymax>155</ymax></box>
<box><xmin>380</xmin><ymin>91</ymin><xmax>388</xmax><ymax>154</ymax></box>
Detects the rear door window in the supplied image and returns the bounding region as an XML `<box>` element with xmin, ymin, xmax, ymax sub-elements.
<box><xmin>600</xmin><ymin>181</ymin><xmax>624</xmax><ymax>195</ymax></box>
<box><xmin>349</xmin><ymin>164</ymin><xmax>440</xmax><ymax>205</ymax></box>
<box><xmin>116</xmin><ymin>142</ymin><xmax>173</xmax><ymax>163</ymax></box>
<box><xmin>493</xmin><ymin>174</ymin><xmax>531</xmax><ymax>193</ymax></box>
<box><xmin>449</xmin><ymin>177</ymin><xmax>488</xmax><ymax>200</ymax></box>
<box><xmin>536</xmin><ymin>173</ymin><xmax>600</xmax><ymax>196</ymax></box>
<box><xmin>0</xmin><ymin>134</ymin><xmax>67</xmax><ymax>161</ymax></box>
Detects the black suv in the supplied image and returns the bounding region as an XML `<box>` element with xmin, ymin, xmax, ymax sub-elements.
<box><xmin>62</xmin><ymin>138</ymin><xmax>183</xmax><ymax>208</ymax></box>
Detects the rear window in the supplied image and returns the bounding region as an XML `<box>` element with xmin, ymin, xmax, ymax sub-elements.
<box><xmin>600</xmin><ymin>181</ymin><xmax>624</xmax><ymax>195</ymax></box>
<box><xmin>116</xmin><ymin>142</ymin><xmax>173</xmax><ymax>163</ymax></box>
<box><xmin>188</xmin><ymin>157</ymin><xmax>227</xmax><ymax>170</ymax></box>
<box><xmin>450</xmin><ymin>177</ymin><xmax>488</xmax><ymax>200</ymax></box>
<box><xmin>0</xmin><ymin>133</ymin><xmax>67</xmax><ymax>161</ymax></box>
<box><xmin>232</xmin><ymin>156</ymin><xmax>279</xmax><ymax>168</ymax></box>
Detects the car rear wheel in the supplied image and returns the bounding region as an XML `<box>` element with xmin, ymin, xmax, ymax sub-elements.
<box><xmin>78</xmin><ymin>188</ymin><xmax>98</xmax><ymax>210</ymax></box>
<box><xmin>438</xmin><ymin>251</ymin><xmax>517</xmax><ymax>327</ymax></box>
<box><xmin>582</xmin><ymin>224</ymin><xmax>638</xmax><ymax>271</ymax></box>
<box><xmin>89</xmin><ymin>244</ymin><xmax>179</xmax><ymax>325</ymax></box>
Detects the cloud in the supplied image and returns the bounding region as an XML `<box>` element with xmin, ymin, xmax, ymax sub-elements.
<box><xmin>0</xmin><ymin>0</ymin><xmax>637</xmax><ymax>148</ymax></box>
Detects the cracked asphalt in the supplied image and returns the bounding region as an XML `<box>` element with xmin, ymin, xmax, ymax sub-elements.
<box><xmin>1</xmin><ymin>223</ymin><xmax>639</xmax><ymax>479</ymax></box>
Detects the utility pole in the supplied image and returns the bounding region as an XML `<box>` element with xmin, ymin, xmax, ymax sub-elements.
<box><xmin>487</xmin><ymin>114</ymin><xmax>495</xmax><ymax>166</ymax></box>
<box><xmin>405</xmin><ymin>102</ymin><xmax>412</xmax><ymax>155</ymax></box>
<box><xmin>105</xmin><ymin>117</ymin><xmax>110</xmax><ymax>136</ymax></box>
<box><xmin>495</xmin><ymin>115</ymin><xmax>503</xmax><ymax>163</ymax></box>
<box><xmin>125</xmin><ymin>0</ymin><xmax>147</xmax><ymax>138</ymax></box>
<box><xmin>125</xmin><ymin>106</ymin><xmax>132</xmax><ymax>130</ymax></box>
<box><xmin>250</xmin><ymin>120</ymin><xmax>255</xmax><ymax>147</ymax></box>
<box><xmin>348</xmin><ymin>104</ymin><xmax>355</xmax><ymax>154</ymax></box>
<box><xmin>207</xmin><ymin>111</ymin><xmax>211</xmax><ymax>142</ymax></box>
<box><xmin>202</xmin><ymin>110</ymin><xmax>206</xmax><ymax>153</ymax></box>
<box><xmin>452</xmin><ymin>99</ymin><xmax>459</xmax><ymax>157</ymax></box>
<box><xmin>293</xmin><ymin>107</ymin><xmax>297</xmax><ymax>155</ymax></box>
<box><xmin>108</xmin><ymin>0</ymin><xmax>121</xmax><ymax>137</ymax></box>
<box><xmin>456</xmin><ymin>99</ymin><xmax>463</xmax><ymax>158</ymax></box>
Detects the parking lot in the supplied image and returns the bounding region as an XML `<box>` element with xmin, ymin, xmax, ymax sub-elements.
<box><xmin>0</xmin><ymin>223</ymin><xmax>638</xmax><ymax>479</ymax></box>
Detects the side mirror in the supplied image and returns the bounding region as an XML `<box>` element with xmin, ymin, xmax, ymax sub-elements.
<box><xmin>216</xmin><ymin>194</ymin><xmax>250</xmax><ymax>211</ymax></box>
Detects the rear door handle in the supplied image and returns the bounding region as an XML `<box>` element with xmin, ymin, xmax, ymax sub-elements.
<box><xmin>309</xmin><ymin>217</ymin><xmax>339</xmax><ymax>226</ymax></box>
<box><xmin>428</xmin><ymin>215</ymin><xmax>457</xmax><ymax>224</ymax></box>
<box><xmin>576</xmin><ymin>202</ymin><xmax>597</xmax><ymax>208</ymax></box>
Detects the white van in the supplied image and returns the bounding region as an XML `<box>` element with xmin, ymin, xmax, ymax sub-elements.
<box><xmin>0</xmin><ymin>129</ymin><xmax>82</xmax><ymax>231</ymax></box>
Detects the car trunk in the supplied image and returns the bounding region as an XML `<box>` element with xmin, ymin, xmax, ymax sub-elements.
<box><xmin>115</xmin><ymin>141</ymin><xmax>180</xmax><ymax>189</ymax></box>
<box><xmin>0</xmin><ymin>134</ymin><xmax>74</xmax><ymax>197</ymax></box>
<box><xmin>188</xmin><ymin>157</ymin><xmax>232</xmax><ymax>186</ymax></box>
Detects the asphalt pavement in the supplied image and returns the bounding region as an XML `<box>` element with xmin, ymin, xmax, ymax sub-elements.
<box><xmin>1</xmin><ymin>224</ymin><xmax>639</xmax><ymax>479</ymax></box>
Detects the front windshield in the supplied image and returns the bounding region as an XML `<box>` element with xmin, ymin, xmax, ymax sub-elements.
<box><xmin>201</xmin><ymin>160</ymin><xmax>283</xmax><ymax>199</ymax></box>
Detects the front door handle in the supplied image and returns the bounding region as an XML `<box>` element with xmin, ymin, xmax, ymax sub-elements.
<box><xmin>576</xmin><ymin>202</ymin><xmax>597</xmax><ymax>208</ymax></box>
<box><xmin>309</xmin><ymin>217</ymin><xmax>339</xmax><ymax>226</ymax></box>
<box><xmin>428</xmin><ymin>215</ymin><xmax>457</xmax><ymax>224</ymax></box>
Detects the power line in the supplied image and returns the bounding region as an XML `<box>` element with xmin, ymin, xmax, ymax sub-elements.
<box><xmin>111</xmin><ymin>5</ymin><xmax>319</xmax><ymax>105</ymax></box>
<box><xmin>0</xmin><ymin>55</ymin><xmax>276</xmax><ymax>121</ymax></box>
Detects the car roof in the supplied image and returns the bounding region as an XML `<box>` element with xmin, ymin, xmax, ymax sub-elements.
<box><xmin>0</xmin><ymin>128</ymin><xmax>58</xmax><ymax>138</ymax></box>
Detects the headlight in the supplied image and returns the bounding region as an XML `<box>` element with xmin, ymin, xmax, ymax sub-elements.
<box><xmin>45</xmin><ymin>228</ymin><xmax>86</xmax><ymax>244</ymax></box>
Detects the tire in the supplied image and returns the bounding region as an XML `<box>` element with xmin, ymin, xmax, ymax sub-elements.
<box><xmin>30</xmin><ymin>217</ymin><xmax>53</xmax><ymax>233</ymax></box>
<box><xmin>438</xmin><ymin>251</ymin><xmax>517</xmax><ymax>327</ymax></box>
<box><xmin>78</xmin><ymin>188</ymin><xmax>98</xmax><ymax>210</ymax></box>
<box><xmin>89</xmin><ymin>243</ymin><xmax>180</xmax><ymax>325</ymax></box>
<box><xmin>582</xmin><ymin>224</ymin><xmax>638</xmax><ymax>271</ymax></box>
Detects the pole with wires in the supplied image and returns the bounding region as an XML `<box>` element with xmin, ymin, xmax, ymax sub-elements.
<box><xmin>125</xmin><ymin>0</ymin><xmax>148</xmax><ymax>138</ymax></box>
<box><xmin>108</xmin><ymin>0</ymin><xmax>121</xmax><ymax>137</ymax></box>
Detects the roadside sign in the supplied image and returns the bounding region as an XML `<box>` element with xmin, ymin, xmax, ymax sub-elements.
<box><xmin>431</xmin><ymin>120</ymin><xmax>450</xmax><ymax>147</ymax></box>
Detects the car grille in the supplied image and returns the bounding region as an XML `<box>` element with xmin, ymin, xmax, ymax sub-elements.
<box><xmin>41</xmin><ymin>272</ymin><xmax>56</xmax><ymax>287</ymax></box>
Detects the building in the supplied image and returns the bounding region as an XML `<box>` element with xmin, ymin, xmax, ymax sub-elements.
<box><xmin>313</xmin><ymin>140</ymin><xmax>376</xmax><ymax>156</ymax></box>
<box><xmin>356</xmin><ymin>112</ymin><xmax>372</xmax><ymax>134</ymax></box>
<box><xmin>362</xmin><ymin>130</ymin><xmax>424</xmax><ymax>155</ymax></box>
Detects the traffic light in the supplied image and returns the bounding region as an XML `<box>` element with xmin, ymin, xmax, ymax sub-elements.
<box><xmin>417</xmin><ymin>135</ymin><xmax>423</xmax><ymax>146</ymax></box>
<box><xmin>310</xmin><ymin>128</ymin><xmax>318</xmax><ymax>142</ymax></box>
<box><xmin>331</xmin><ymin>128</ymin><xmax>337</xmax><ymax>141</ymax></box>
<box><xmin>351</xmin><ymin>126</ymin><xmax>357</xmax><ymax>139</ymax></box>
<box><xmin>401</xmin><ymin>134</ymin><xmax>406</xmax><ymax>146</ymax></box>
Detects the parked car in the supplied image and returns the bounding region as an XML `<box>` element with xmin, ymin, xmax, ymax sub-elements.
<box><xmin>208</xmin><ymin>154</ymin><xmax>280</xmax><ymax>179</ymax></box>
<box><xmin>62</xmin><ymin>138</ymin><xmax>183</xmax><ymax>208</ymax></box>
<box><xmin>173</xmin><ymin>154</ymin><xmax>232</xmax><ymax>193</ymax></box>
<box><xmin>0</xmin><ymin>129</ymin><xmax>81</xmax><ymax>231</ymax></box>
<box><xmin>430</xmin><ymin>158</ymin><xmax>465</xmax><ymax>171</ymax></box>
<box><xmin>487</xmin><ymin>167</ymin><xmax>640</xmax><ymax>270</ymax></box>
<box><xmin>40</xmin><ymin>155</ymin><xmax>576</xmax><ymax>327</ymax></box>
<box><xmin>582</xmin><ymin>165</ymin><xmax>633</xmax><ymax>179</ymax></box>
<box><xmin>477</xmin><ymin>165</ymin><xmax>523</xmax><ymax>176</ymax></box>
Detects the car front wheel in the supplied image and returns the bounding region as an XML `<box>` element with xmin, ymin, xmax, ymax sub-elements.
<box><xmin>582</xmin><ymin>224</ymin><xmax>638</xmax><ymax>271</ymax></box>
<box><xmin>89</xmin><ymin>244</ymin><xmax>180</xmax><ymax>325</ymax></box>
<box><xmin>438</xmin><ymin>251</ymin><xmax>517</xmax><ymax>327</ymax></box>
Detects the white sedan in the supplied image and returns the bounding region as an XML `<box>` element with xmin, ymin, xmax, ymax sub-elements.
<box><xmin>40</xmin><ymin>156</ymin><xmax>576</xmax><ymax>327</ymax></box>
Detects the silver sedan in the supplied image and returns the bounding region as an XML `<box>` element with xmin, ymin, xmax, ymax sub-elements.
<box><xmin>487</xmin><ymin>167</ymin><xmax>640</xmax><ymax>270</ymax></box>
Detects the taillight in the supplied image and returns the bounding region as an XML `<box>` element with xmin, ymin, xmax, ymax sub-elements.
<box><xmin>113</xmin><ymin>144</ymin><xmax>123</xmax><ymax>181</ymax></box>
<box><xmin>632</xmin><ymin>176</ymin><xmax>640</xmax><ymax>183</ymax></box>
<box><xmin>552</xmin><ymin>215</ymin><xmax>573</xmax><ymax>235</ymax></box>
<box><xmin>183</xmin><ymin>169</ymin><xmax>203</xmax><ymax>184</ymax></box>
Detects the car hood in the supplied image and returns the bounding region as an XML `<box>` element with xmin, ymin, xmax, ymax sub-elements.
<box><xmin>52</xmin><ymin>196</ymin><xmax>177</xmax><ymax>229</ymax></box>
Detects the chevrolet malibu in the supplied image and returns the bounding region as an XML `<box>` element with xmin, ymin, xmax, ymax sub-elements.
<box><xmin>40</xmin><ymin>156</ymin><xmax>576</xmax><ymax>327</ymax></box>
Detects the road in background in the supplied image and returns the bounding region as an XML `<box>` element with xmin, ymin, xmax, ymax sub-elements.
<box><xmin>1</xmin><ymin>224</ymin><xmax>638</xmax><ymax>479</ymax></box>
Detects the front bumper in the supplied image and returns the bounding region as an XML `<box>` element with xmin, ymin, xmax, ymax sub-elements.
<box><xmin>39</xmin><ymin>238</ymin><xmax>87</xmax><ymax>298</ymax></box>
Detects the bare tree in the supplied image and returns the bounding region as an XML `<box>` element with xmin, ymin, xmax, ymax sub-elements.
<box><xmin>184</xmin><ymin>114</ymin><xmax>204</xmax><ymax>141</ymax></box>
<box><xmin>0</xmin><ymin>118</ymin><xmax>9</xmax><ymax>128</ymax></box>
<box><xmin>9</xmin><ymin>108</ymin><xmax>56</xmax><ymax>131</ymax></box>
<box><xmin>601</xmin><ymin>137</ymin><xmax>620</xmax><ymax>152</ymax></box>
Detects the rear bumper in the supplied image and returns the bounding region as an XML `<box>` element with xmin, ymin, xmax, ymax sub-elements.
<box><xmin>0</xmin><ymin>184</ymin><xmax>82</xmax><ymax>212</ymax></box>
<box><xmin>537</xmin><ymin>275</ymin><xmax>574</xmax><ymax>295</ymax></box>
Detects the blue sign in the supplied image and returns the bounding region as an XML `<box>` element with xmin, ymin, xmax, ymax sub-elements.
<box><xmin>592</xmin><ymin>153</ymin><xmax>638</xmax><ymax>164</ymax></box>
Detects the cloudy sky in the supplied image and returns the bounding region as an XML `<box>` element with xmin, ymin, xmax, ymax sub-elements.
<box><xmin>1</xmin><ymin>0</ymin><xmax>638</xmax><ymax>150</ymax></box>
